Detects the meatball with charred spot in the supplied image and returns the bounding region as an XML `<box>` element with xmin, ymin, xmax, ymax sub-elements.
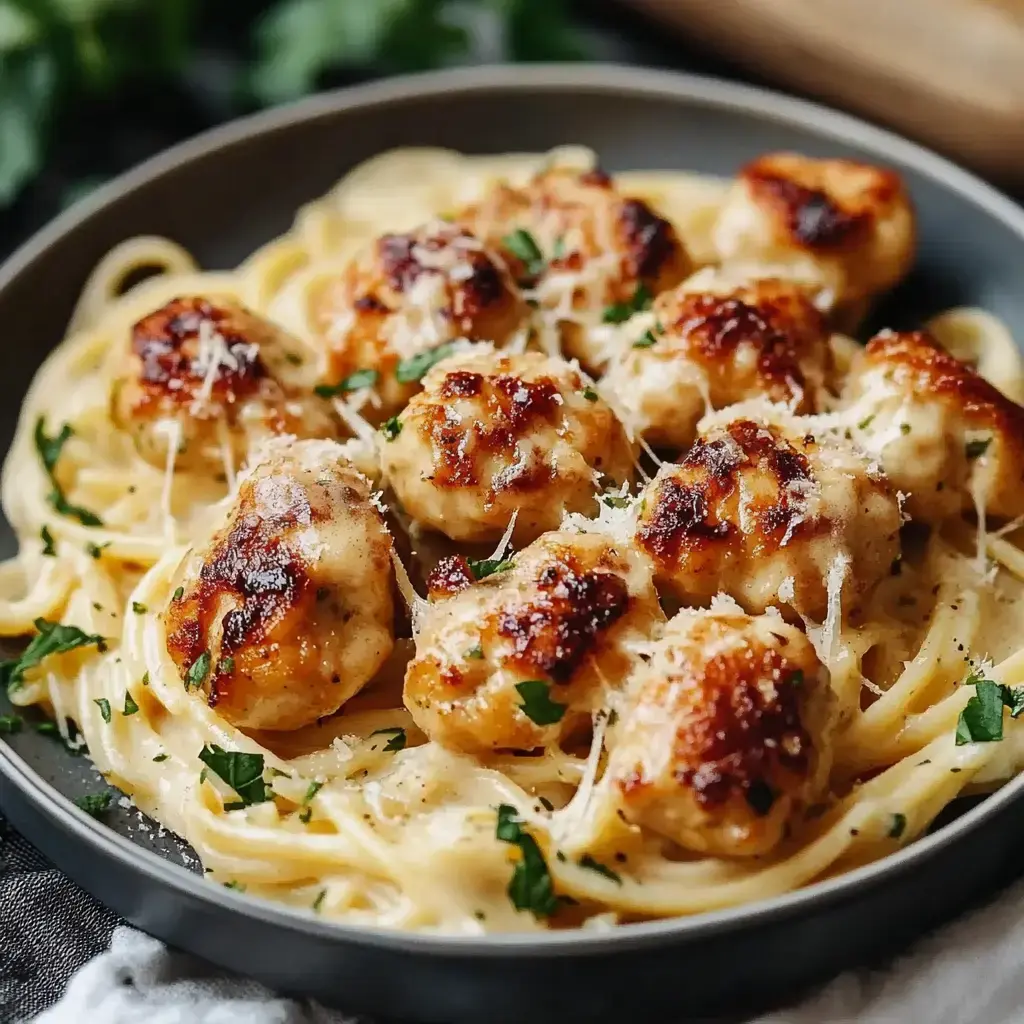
<box><xmin>606</xmin><ymin>604</ymin><xmax>834</xmax><ymax>857</ymax></box>
<box><xmin>457</xmin><ymin>166</ymin><xmax>692</xmax><ymax>372</ymax></box>
<box><xmin>602</xmin><ymin>270</ymin><xmax>835</xmax><ymax>451</ymax></box>
<box><xmin>381</xmin><ymin>349</ymin><xmax>636</xmax><ymax>546</ymax></box>
<box><xmin>713</xmin><ymin>153</ymin><xmax>915</xmax><ymax>315</ymax></box>
<box><xmin>164</xmin><ymin>438</ymin><xmax>395</xmax><ymax>731</ymax></box>
<box><xmin>404</xmin><ymin>531</ymin><xmax>665</xmax><ymax>757</ymax></box>
<box><xmin>111</xmin><ymin>295</ymin><xmax>337</xmax><ymax>475</ymax></box>
<box><xmin>843</xmin><ymin>329</ymin><xmax>1024</xmax><ymax>524</ymax></box>
<box><xmin>634</xmin><ymin>413</ymin><xmax>901</xmax><ymax>620</ymax></box>
<box><xmin>309</xmin><ymin>221</ymin><xmax>529</xmax><ymax>423</ymax></box>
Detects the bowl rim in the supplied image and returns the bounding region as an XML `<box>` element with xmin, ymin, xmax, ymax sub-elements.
<box><xmin>2</xmin><ymin>61</ymin><xmax>1024</xmax><ymax>957</ymax></box>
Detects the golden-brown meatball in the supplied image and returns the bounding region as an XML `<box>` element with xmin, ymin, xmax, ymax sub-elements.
<box><xmin>713</xmin><ymin>153</ymin><xmax>915</xmax><ymax>314</ymax></box>
<box><xmin>457</xmin><ymin>166</ymin><xmax>692</xmax><ymax>370</ymax></box>
<box><xmin>635</xmin><ymin>413</ymin><xmax>901</xmax><ymax>619</ymax></box>
<box><xmin>164</xmin><ymin>438</ymin><xmax>395</xmax><ymax>731</ymax></box>
<box><xmin>606</xmin><ymin>605</ymin><xmax>834</xmax><ymax>857</ymax></box>
<box><xmin>601</xmin><ymin>270</ymin><xmax>834</xmax><ymax>451</ymax></box>
<box><xmin>309</xmin><ymin>221</ymin><xmax>529</xmax><ymax>422</ymax></box>
<box><xmin>381</xmin><ymin>350</ymin><xmax>635</xmax><ymax>545</ymax></box>
<box><xmin>403</xmin><ymin>531</ymin><xmax>664</xmax><ymax>756</ymax></box>
<box><xmin>111</xmin><ymin>296</ymin><xmax>337</xmax><ymax>474</ymax></box>
<box><xmin>843</xmin><ymin>330</ymin><xmax>1024</xmax><ymax>523</ymax></box>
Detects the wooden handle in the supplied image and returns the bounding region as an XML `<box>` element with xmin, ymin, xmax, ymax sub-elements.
<box><xmin>629</xmin><ymin>0</ymin><xmax>1024</xmax><ymax>183</ymax></box>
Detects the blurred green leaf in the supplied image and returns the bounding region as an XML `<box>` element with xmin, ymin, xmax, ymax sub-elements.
<box><xmin>491</xmin><ymin>0</ymin><xmax>584</xmax><ymax>61</ymax></box>
<box><xmin>0</xmin><ymin>49</ymin><xmax>57</xmax><ymax>204</ymax></box>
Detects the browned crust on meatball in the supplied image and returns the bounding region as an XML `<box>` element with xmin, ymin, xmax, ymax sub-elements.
<box><xmin>864</xmin><ymin>330</ymin><xmax>1024</xmax><ymax>438</ymax></box>
<box><xmin>617</xmin><ymin>198</ymin><xmax>680</xmax><ymax>282</ymax></box>
<box><xmin>423</xmin><ymin>368</ymin><xmax>562</xmax><ymax>491</ymax></box>
<box><xmin>656</xmin><ymin>281</ymin><xmax>827</xmax><ymax>405</ymax></box>
<box><xmin>637</xmin><ymin>421</ymin><xmax>824</xmax><ymax>568</ymax></box>
<box><xmin>616</xmin><ymin>632</ymin><xmax>812</xmax><ymax>810</ymax></box>
<box><xmin>425</xmin><ymin>554</ymin><xmax>476</xmax><ymax>600</ymax></box>
<box><xmin>496</xmin><ymin>558</ymin><xmax>631</xmax><ymax>683</ymax></box>
<box><xmin>129</xmin><ymin>297</ymin><xmax>267</xmax><ymax>415</ymax></box>
<box><xmin>164</xmin><ymin>477</ymin><xmax>325</xmax><ymax>708</ymax></box>
<box><xmin>741</xmin><ymin>154</ymin><xmax>904</xmax><ymax>251</ymax></box>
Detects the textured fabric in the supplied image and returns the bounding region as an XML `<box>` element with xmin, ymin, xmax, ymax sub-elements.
<box><xmin>0</xmin><ymin>816</ymin><xmax>118</xmax><ymax>1024</ymax></box>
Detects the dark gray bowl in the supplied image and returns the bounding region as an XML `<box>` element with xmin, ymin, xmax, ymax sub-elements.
<box><xmin>2</xmin><ymin>65</ymin><xmax>1024</xmax><ymax>1024</ymax></box>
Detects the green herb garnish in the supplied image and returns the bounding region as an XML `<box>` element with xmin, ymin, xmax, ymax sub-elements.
<box><xmin>76</xmin><ymin>792</ymin><xmax>112</xmax><ymax>817</ymax></box>
<box><xmin>0</xmin><ymin>713</ymin><xmax>23</xmax><ymax>734</ymax></box>
<box><xmin>633</xmin><ymin>329</ymin><xmax>658</xmax><ymax>349</ymax></box>
<box><xmin>86</xmin><ymin>541</ymin><xmax>110</xmax><ymax>559</ymax></box>
<box><xmin>123</xmin><ymin>692</ymin><xmax>139</xmax><ymax>716</ymax></box>
<box><xmin>314</xmin><ymin>367</ymin><xmax>379</xmax><ymax>398</ymax></box>
<box><xmin>581</xmin><ymin>386</ymin><xmax>598</xmax><ymax>402</ymax></box>
<box><xmin>466</xmin><ymin>557</ymin><xmax>514</xmax><ymax>581</ymax></box>
<box><xmin>152</xmin><ymin>753</ymin><xmax>169</xmax><ymax>762</ymax></box>
<box><xmin>131</xmin><ymin>601</ymin><xmax>147</xmax><ymax>614</ymax></box>
<box><xmin>312</xmin><ymin>889</ymin><xmax>327</xmax><ymax>912</ymax></box>
<box><xmin>495</xmin><ymin>804</ymin><xmax>563</xmax><ymax>918</ymax></box>
<box><xmin>371</xmin><ymin>727</ymin><xmax>407</xmax><ymax>752</ymax></box>
<box><xmin>2</xmin><ymin>618</ymin><xmax>107</xmax><ymax>693</ymax></box>
<box><xmin>94</xmin><ymin>698</ymin><xmax>111</xmax><ymax>723</ymax></box>
<box><xmin>303</xmin><ymin>780</ymin><xmax>323</xmax><ymax>803</ymax></box>
<box><xmin>172</xmin><ymin>587</ymin><xmax>184</xmax><ymax>602</ymax></box>
<box><xmin>34</xmin><ymin>418</ymin><xmax>102</xmax><ymax>526</ymax></box>
<box><xmin>602</xmin><ymin>283</ymin><xmax>652</xmax><ymax>324</ymax></box>
<box><xmin>578</xmin><ymin>854</ymin><xmax>621</xmax><ymax>884</ymax></box>
<box><xmin>198</xmin><ymin>743</ymin><xmax>270</xmax><ymax>807</ymax></box>
<box><xmin>466</xmin><ymin>644</ymin><xmax>484</xmax><ymax>660</ymax></box>
<box><xmin>888</xmin><ymin>813</ymin><xmax>907</xmax><ymax>839</ymax></box>
<box><xmin>217</xmin><ymin>656</ymin><xmax>235</xmax><ymax>675</ymax></box>
<box><xmin>602</xmin><ymin>494</ymin><xmax>630</xmax><ymax>509</ymax></box>
<box><xmin>515</xmin><ymin>680</ymin><xmax>567</xmax><ymax>726</ymax></box>
<box><xmin>966</xmin><ymin>437</ymin><xmax>992</xmax><ymax>460</ymax></box>
<box><xmin>954</xmin><ymin>670</ymin><xmax>1024</xmax><ymax>745</ymax></box>
<box><xmin>502</xmin><ymin>229</ymin><xmax>545</xmax><ymax>277</ymax></box>
<box><xmin>184</xmin><ymin>650</ymin><xmax>211</xmax><ymax>691</ymax></box>
<box><xmin>40</xmin><ymin>525</ymin><xmax>55</xmax><ymax>556</ymax></box>
<box><xmin>381</xmin><ymin>416</ymin><xmax>402</xmax><ymax>442</ymax></box>
<box><xmin>395</xmin><ymin>342</ymin><xmax>458</xmax><ymax>384</ymax></box>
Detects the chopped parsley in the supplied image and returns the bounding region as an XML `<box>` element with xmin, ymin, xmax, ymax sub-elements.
<box><xmin>197</xmin><ymin>744</ymin><xmax>271</xmax><ymax>807</ymax></box>
<box><xmin>76</xmin><ymin>792</ymin><xmax>112</xmax><ymax>817</ymax></box>
<box><xmin>298</xmin><ymin>806</ymin><xmax>312</xmax><ymax>824</ymax></box>
<box><xmin>40</xmin><ymin>526</ymin><xmax>56</xmax><ymax>556</ymax></box>
<box><xmin>602</xmin><ymin>493</ymin><xmax>630</xmax><ymax>509</ymax></box>
<box><xmin>123</xmin><ymin>692</ymin><xmax>139</xmax><ymax>716</ymax></box>
<box><xmin>2</xmin><ymin>618</ymin><xmax>107</xmax><ymax>693</ymax></box>
<box><xmin>217</xmin><ymin>656</ymin><xmax>235</xmax><ymax>675</ymax></box>
<box><xmin>602</xmin><ymin>283</ymin><xmax>652</xmax><ymax>324</ymax></box>
<box><xmin>578</xmin><ymin>854</ymin><xmax>621</xmax><ymax>884</ymax></box>
<box><xmin>152</xmin><ymin>753</ymin><xmax>169</xmax><ymax>763</ymax></box>
<box><xmin>371</xmin><ymin>726</ymin><xmax>407</xmax><ymax>753</ymax></box>
<box><xmin>515</xmin><ymin>680</ymin><xmax>567</xmax><ymax>726</ymax></box>
<box><xmin>184</xmin><ymin>650</ymin><xmax>211</xmax><ymax>691</ymax></box>
<box><xmin>502</xmin><ymin>229</ymin><xmax>545</xmax><ymax>277</ymax></box>
<box><xmin>954</xmin><ymin>670</ymin><xmax>1024</xmax><ymax>745</ymax></box>
<box><xmin>34</xmin><ymin>418</ymin><xmax>103</xmax><ymax>526</ymax></box>
<box><xmin>466</xmin><ymin>643</ymin><xmax>485</xmax><ymax>660</ymax></box>
<box><xmin>85</xmin><ymin>541</ymin><xmax>110</xmax><ymax>559</ymax></box>
<box><xmin>888</xmin><ymin>813</ymin><xmax>907</xmax><ymax>840</ymax></box>
<box><xmin>899</xmin><ymin>422</ymin><xmax>911</xmax><ymax>435</ymax></box>
<box><xmin>633</xmin><ymin>329</ymin><xmax>658</xmax><ymax>349</ymax></box>
<box><xmin>94</xmin><ymin>698</ymin><xmax>112</xmax><ymax>724</ymax></box>
<box><xmin>966</xmin><ymin>437</ymin><xmax>992</xmax><ymax>460</ymax></box>
<box><xmin>303</xmin><ymin>780</ymin><xmax>323</xmax><ymax>804</ymax></box>
<box><xmin>581</xmin><ymin>386</ymin><xmax>599</xmax><ymax>402</ymax></box>
<box><xmin>857</xmin><ymin>414</ymin><xmax>875</xmax><ymax>431</ymax></box>
<box><xmin>495</xmin><ymin>804</ymin><xmax>563</xmax><ymax>918</ymax></box>
<box><xmin>314</xmin><ymin>367</ymin><xmax>379</xmax><ymax>398</ymax></box>
<box><xmin>381</xmin><ymin>416</ymin><xmax>402</xmax><ymax>442</ymax></box>
<box><xmin>224</xmin><ymin>880</ymin><xmax>247</xmax><ymax>891</ymax></box>
<box><xmin>0</xmin><ymin>713</ymin><xmax>22</xmax><ymax>734</ymax></box>
<box><xmin>141</xmin><ymin>672</ymin><xmax>150</xmax><ymax>687</ymax></box>
<box><xmin>131</xmin><ymin>601</ymin><xmax>147</xmax><ymax>615</ymax></box>
<box><xmin>395</xmin><ymin>342</ymin><xmax>458</xmax><ymax>384</ymax></box>
<box><xmin>172</xmin><ymin>587</ymin><xmax>184</xmax><ymax>602</ymax></box>
<box><xmin>552</xmin><ymin>235</ymin><xmax>566</xmax><ymax>260</ymax></box>
<box><xmin>312</xmin><ymin>889</ymin><xmax>327</xmax><ymax>913</ymax></box>
<box><xmin>466</xmin><ymin>557</ymin><xmax>514</xmax><ymax>581</ymax></box>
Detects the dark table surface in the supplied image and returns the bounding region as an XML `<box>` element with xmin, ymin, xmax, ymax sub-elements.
<box><xmin>1</xmin><ymin>4</ymin><xmax>1022</xmax><ymax>1023</ymax></box>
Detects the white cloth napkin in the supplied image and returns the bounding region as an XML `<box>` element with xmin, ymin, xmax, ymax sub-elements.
<box><xmin>30</xmin><ymin>874</ymin><xmax>1024</xmax><ymax>1024</ymax></box>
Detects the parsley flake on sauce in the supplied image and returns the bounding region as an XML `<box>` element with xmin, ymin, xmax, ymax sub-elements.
<box><xmin>954</xmin><ymin>671</ymin><xmax>1024</xmax><ymax>745</ymax></box>
<box><xmin>495</xmin><ymin>804</ymin><xmax>563</xmax><ymax>919</ymax></box>
<box><xmin>515</xmin><ymin>680</ymin><xmax>567</xmax><ymax>726</ymax></box>
<box><xmin>315</xmin><ymin>368</ymin><xmax>379</xmax><ymax>398</ymax></box>
<box><xmin>578</xmin><ymin>854</ymin><xmax>622</xmax><ymax>884</ymax></box>
<box><xmin>502</xmin><ymin>229</ymin><xmax>546</xmax><ymax>278</ymax></box>
<box><xmin>94</xmin><ymin>698</ymin><xmax>111</xmax><ymax>724</ymax></box>
<box><xmin>632</xmin><ymin>328</ymin><xmax>658</xmax><ymax>349</ymax></box>
<box><xmin>33</xmin><ymin>417</ymin><xmax>103</xmax><ymax>526</ymax></box>
<box><xmin>197</xmin><ymin>744</ymin><xmax>271</xmax><ymax>807</ymax></box>
<box><xmin>602</xmin><ymin>283</ymin><xmax>652</xmax><ymax>324</ymax></box>
<box><xmin>40</xmin><ymin>525</ymin><xmax>56</xmax><ymax>556</ymax></box>
<box><xmin>966</xmin><ymin>437</ymin><xmax>992</xmax><ymax>460</ymax></box>
<box><xmin>2</xmin><ymin>618</ymin><xmax>107</xmax><ymax>693</ymax></box>
<box><xmin>131</xmin><ymin>601</ymin><xmax>147</xmax><ymax>615</ymax></box>
<box><xmin>395</xmin><ymin>342</ymin><xmax>459</xmax><ymax>384</ymax></box>
<box><xmin>184</xmin><ymin>650</ymin><xmax>211</xmax><ymax>691</ymax></box>
<box><xmin>0</xmin><ymin>713</ymin><xmax>23</xmax><ymax>734</ymax></box>
<box><xmin>888</xmin><ymin>813</ymin><xmax>907</xmax><ymax>840</ymax></box>
<box><xmin>371</xmin><ymin>727</ymin><xmax>407</xmax><ymax>752</ymax></box>
<box><xmin>581</xmin><ymin>386</ymin><xmax>599</xmax><ymax>402</ymax></box>
<box><xmin>123</xmin><ymin>692</ymin><xmax>139</xmax><ymax>716</ymax></box>
<box><xmin>466</xmin><ymin>557</ymin><xmax>514</xmax><ymax>581</ymax></box>
<box><xmin>381</xmin><ymin>416</ymin><xmax>402</xmax><ymax>442</ymax></box>
<box><xmin>76</xmin><ymin>792</ymin><xmax>112</xmax><ymax>817</ymax></box>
